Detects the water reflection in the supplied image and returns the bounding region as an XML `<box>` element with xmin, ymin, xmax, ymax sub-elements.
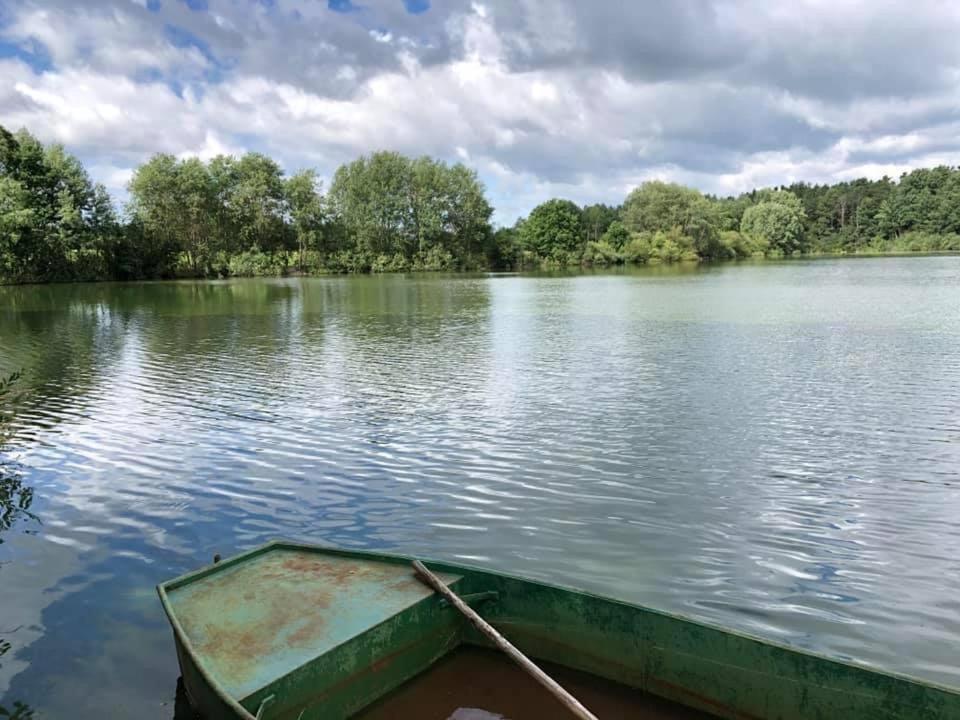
<box><xmin>0</xmin><ymin>373</ymin><xmax>36</xmax><ymax>719</ymax></box>
<box><xmin>0</xmin><ymin>466</ymin><xmax>35</xmax><ymax>541</ymax></box>
<box><xmin>0</xmin><ymin>259</ymin><xmax>959</xmax><ymax>718</ymax></box>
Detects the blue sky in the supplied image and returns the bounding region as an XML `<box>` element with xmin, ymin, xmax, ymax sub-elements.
<box><xmin>3</xmin><ymin>0</ymin><xmax>960</xmax><ymax>223</ymax></box>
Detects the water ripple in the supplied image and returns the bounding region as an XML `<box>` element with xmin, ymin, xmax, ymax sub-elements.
<box><xmin>0</xmin><ymin>260</ymin><xmax>959</xmax><ymax>716</ymax></box>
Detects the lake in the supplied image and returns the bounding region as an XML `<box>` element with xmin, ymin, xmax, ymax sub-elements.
<box><xmin>1</xmin><ymin>256</ymin><xmax>959</xmax><ymax>717</ymax></box>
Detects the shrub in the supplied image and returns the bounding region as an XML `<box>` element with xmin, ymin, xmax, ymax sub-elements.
<box><xmin>719</xmin><ymin>230</ymin><xmax>768</xmax><ymax>259</ymax></box>
<box><xmin>623</xmin><ymin>233</ymin><xmax>654</xmax><ymax>263</ymax></box>
<box><xmin>227</xmin><ymin>251</ymin><xmax>288</xmax><ymax>277</ymax></box>
<box><xmin>371</xmin><ymin>253</ymin><xmax>410</xmax><ymax>273</ymax></box>
<box><xmin>583</xmin><ymin>240</ymin><xmax>623</xmax><ymax>266</ymax></box>
<box><xmin>650</xmin><ymin>228</ymin><xmax>698</xmax><ymax>263</ymax></box>
<box><xmin>412</xmin><ymin>247</ymin><xmax>454</xmax><ymax>271</ymax></box>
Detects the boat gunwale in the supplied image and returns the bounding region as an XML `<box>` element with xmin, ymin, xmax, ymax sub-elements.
<box><xmin>156</xmin><ymin>538</ymin><xmax>960</xmax><ymax>720</ymax></box>
<box><xmin>157</xmin><ymin>540</ymin><xmax>464</xmax><ymax>719</ymax></box>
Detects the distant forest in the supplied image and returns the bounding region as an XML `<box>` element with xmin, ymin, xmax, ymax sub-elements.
<box><xmin>2</xmin><ymin>123</ymin><xmax>959</xmax><ymax>284</ymax></box>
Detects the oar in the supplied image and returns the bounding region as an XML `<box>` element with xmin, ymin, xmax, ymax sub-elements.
<box><xmin>412</xmin><ymin>560</ymin><xmax>600</xmax><ymax>720</ymax></box>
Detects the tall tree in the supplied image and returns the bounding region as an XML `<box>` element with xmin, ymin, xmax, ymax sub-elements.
<box><xmin>740</xmin><ymin>190</ymin><xmax>806</xmax><ymax>254</ymax></box>
<box><xmin>229</xmin><ymin>153</ymin><xmax>288</xmax><ymax>254</ymax></box>
<box><xmin>581</xmin><ymin>203</ymin><xmax>619</xmax><ymax>243</ymax></box>
<box><xmin>285</xmin><ymin>169</ymin><xmax>325</xmax><ymax>271</ymax></box>
<box><xmin>127</xmin><ymin>153</ymin><xmax>189</xmax><ymax>274</ymax></box>
<box><xmin>622</xmin><ymin>182</ymin><xmax>722</xmax><ymax>258</ymax></box>
<box><xmin>518</xmin><ymin>199</ymin><xmax>583</xmax><ymax>261</ymax></box>
<box><xmin>327</xmin><ymin>151</ymin><xmax>492</xmax><ymax>269</ymax></box>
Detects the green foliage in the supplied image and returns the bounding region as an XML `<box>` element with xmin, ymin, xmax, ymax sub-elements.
<box><xmin>518</xmin><ymin>199</ymin><xmax>584</xmax><ymax>263</ymax></box>
<box><xmin>285</xmin><ymin>169</ymin><xmax>325</xmax><ymax>271</ymax></box>
<box><xmin>621</xmin><ymin>181</ymin><xmax>723</xmax><ymax>259</ymax></box>
<box><xmin>327</xmin><ymin>152</ymin><xmax>492</xmax><ymax>269</ymax></box>
<box><xmin>740</xmin><ymin>190</ymin><xmax>806</xmax><ymax>254</ymax></box>
<box><xmin>0</xmin><ymin>126</ymin><xmax>496</xmax><ymax>283</ymax></box>
<box><xmin>581</xmin><ymin>203</ymin><xmax>620</xmax><ymax>243</ymax></box>
<box><xmin>600</xmin><ymin>220</ymin><xmax>630</xmax><ymax>249</ymax></box>
<box><xmin>620</xmin><ymin>229</ymin><xmax>699</xmax><ymax>264</ymax></box>
<box><xmin>489</xmin><ymin>226</ymin><xmax>521</xmax><ymax>269</ymax></box>
<box><xmin>623</xmin><ymin>182</ymin><xmax>710</xmax><ymax>233</ymax></box>
<box><xmin>582</xmin><ymin>239</ymin><xmax>623</xmax><ymax>266</ymax></box>
<box><xmin>6</xmin><ymin>118</ymin><xmax>960</xmax><ymax>284</ymax></box>
<box><xmin>649</xmin><ymin>228</ymin><xmax>700</xmax><ymax>263</ymax></box>
<box><xmin>0</xmin><ymin>128</ymin><xmax>107</xmax><ymax>282</ymax></box>
<box><xmin>412</xmin><ymin>246</ymin><xmax>456</xmax><ymax>271</ymax></box>
<box><xmin>371</xmin><ymin>253</ymin><xmax>409</xmax><ymax>273</ymax></box>
<box><xmin>719</xmin><ymin>230</ymin><xmax>768</xmax><ymax>258</ymax></box>
<box><xmin>862</xmin><ymin>231</ymin><xmax>960</xmax><ymax>253</ymax></box>
<box><xmin>227</xmin><ymin>250</ymin><xmax>289</xmax><ymax>277</ymax></box>
<box><xmin>623</xmin><ymin>234</ymin><xmax>653</xmax><ymax>264</ymax></box>
<box><xmin>127</xmin><ymin>151</ymin><xmax>292</xmax><ymax>276</ymax></box>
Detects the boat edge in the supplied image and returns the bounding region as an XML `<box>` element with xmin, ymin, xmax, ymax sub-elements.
<box><xmin>156</xmin><ymin>538</ymin><xmax>960</xmax><ymax>718</ymax></box>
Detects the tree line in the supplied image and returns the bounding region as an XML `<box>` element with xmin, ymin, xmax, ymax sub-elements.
<box><xmin>2</xmin><ymin>122</ymin><xmax>960</xmax><ymax>283</ymax></box>
<box><xmin>504</xmin><ymin>173</ymin><xmax>960</xmax><ymax>268</ymax></box>
<box><xmin>0</xmin><ymin>125</ymin><xmax>497</xmax><ymax>282</ymax></box>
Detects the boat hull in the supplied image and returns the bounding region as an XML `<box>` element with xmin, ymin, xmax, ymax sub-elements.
<box><xmin>158</xmin><ymin>541</ymin><xmax>960</xmax><ymax>720</ymax></box>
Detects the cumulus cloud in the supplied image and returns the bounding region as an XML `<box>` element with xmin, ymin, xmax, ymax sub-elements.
<box><xmin>3</xmin><ymin>0</ymin><xmax>960</xmax><ymax>222</ymax></box>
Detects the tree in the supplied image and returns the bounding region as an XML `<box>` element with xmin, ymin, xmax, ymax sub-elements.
<box><xmin>518</xmin><ymin>199</ymin><xmax>583</xmax><ymax>262</ymax></box>
<box><xmin>581</xmin><ymin>203</ymin><xmax>619</xmax><ymax>242</ymax></box>
<box><xmin>490</xmin><ymin>225</ymin><xmax>521</xmax><ymax>269</ymax></box>
<box><xmin>327</xmin><ymin>151</ymin><xmax>492</xmax><ymax>269</ymax></box>
<box><xmin>0</xmin><ymin>127</ymin><xmax>102</xmax><ymax>281</ymax></box>
<box><xmin>176</xmin><ymin>157</ymin><xmax>218</xmax><ymax>273</ymax></box>
<box><xmin>441</xmin><ymin>162</ymin><xmax>493</xmax><ymax>266</ymax></box>
<box><xmin>127</xmin><ymin>154</ymin><xmax>189</xmax><ymax>274</ymax></box>
<box><xmin>740</xmin><ymin>190</ymin><xmax>806</xmax><ymax>254</ymax></box>
<box><xmin>285</xmin><ymin>169</ymin><xmax>325</xmax><ymax>271</ymax></box>
<box><xmin>229</xmin><ymin>153</ymin><xmax>288</xmax><ymax>254</ymax></box>
<box><xmin>328</xmin><ymin>152</ymin><xmax>411</xmax><ymax>260</ymax></box>
<box><xmin>0</xmin><ymin>177</ymin><xmax>35</xmax><ymax>279</ymax></box>
<box><xmin>622</xmin><ymin>182</ymin><xmax>722</xmax><ymax>258</ymax></box>
<box><xmin>600</xmin><ymin>220</ymin><xmax>630</xmax><ymax>249</ymax></box>
<box><xmin>623</xmin><ymin>181</ymin><xmax>707</xmax><ymax>234</ymax></box>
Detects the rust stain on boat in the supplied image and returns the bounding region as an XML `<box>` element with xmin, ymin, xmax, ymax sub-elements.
<box><xmin>167</xmin><ymin>547</ymin><xmax>454</xmax><ymax>699</ymax></box>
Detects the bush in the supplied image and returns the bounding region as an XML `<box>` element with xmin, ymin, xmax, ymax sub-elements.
<box><xmin>623</xmin><ymin>233</ymin><xmax>653</xmax><ymax>263</ymax></box>
<box><xmin>600</xmin><ymin>221</ymin><xmax>630</xmax><ymax>249</ymax></box>
<box><xmin>66</xmin><ymin>249</ymin><xmax>109</xmax><ymax>281</ymax></box>
<box><xmin>412</xmin><ymin>246</ymin><xmax>455</xmax><ymax>271</ymax></box>
<box><xmin>227</xmin><ymin>251</ymin><xmax>288</xmax><ymax>277</ymax></box>
<box><xmin>371</xmin><ymin>252</ymin><xmax>410</xmax><ymax>273</ymax></box>
<box><xmin>324</xmin><ymin>250</ymin><xmax>372</xmax><ymax>273</ymax></box>
<box><xmin>899</xmin><ymin>231</ymin><xmax>960</xmax><ymax>252</ymax></box>
<box><xmin>719</xmin><ymin>230</ymin><xmax>768</xmax><ymax>259</ymax></box>
<box><xmin>650</xmin><ymin>228</ymin><xmax>698</xmax><ymax>263</ymax></box>
<box><xmin>583</xmin><ymin>240</ymin><xmax>623</xmax><ymax>266</ymax></box>
<box><xmin>297</xmin><ymin>250</ymin><xmax>327</xmax><ymax>274</ymax></box>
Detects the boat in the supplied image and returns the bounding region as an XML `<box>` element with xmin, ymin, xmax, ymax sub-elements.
<box><xmin>157</xmin><ymin>540</ymin><xmax>960</xmax><ymax>719</ymax></box>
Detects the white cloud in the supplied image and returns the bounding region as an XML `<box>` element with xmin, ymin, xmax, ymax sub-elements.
<box><xmin>3</xmin><ymin>0</ymin><xmax>960</xmax><ymax>222</ymax></box>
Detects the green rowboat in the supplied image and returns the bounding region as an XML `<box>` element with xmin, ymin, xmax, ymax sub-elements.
<box><xmin>157</xmin><ymin>540</ymin><xmax>960</xmax><ymax>719</ymax></box>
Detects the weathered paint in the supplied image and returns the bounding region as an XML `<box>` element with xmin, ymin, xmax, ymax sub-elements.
<box><xmin>158</xmin><ymin>541</ymin><xmax>960</xmax><ymax>720</ymax></box>
<box><xmin>165</xmin><ymin>547</ymin><xmax>460</xmax><ymax>701</ymax></box>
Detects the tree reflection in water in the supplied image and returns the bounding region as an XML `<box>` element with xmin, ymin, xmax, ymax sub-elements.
<box><xmin>0</xmin><ymin>370</ymin><xmax>36</xmax><ymax>537</ymax></box>
<box><xmin>0</xmin><ymin>371</ymin><xmax>36</xmax><ymax>720</ymax></box>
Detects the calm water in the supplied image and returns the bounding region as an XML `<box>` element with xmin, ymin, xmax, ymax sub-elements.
<box><xmin>1</xmin><ymin>257</ymin><xmax>959</xmax><ymax>717</ymax></box>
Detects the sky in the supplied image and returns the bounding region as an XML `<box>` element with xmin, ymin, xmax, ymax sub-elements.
<box><xmin>3</xmin><ymin>0</ymin><xmax>960</xmax><ymax>224</ymax></box>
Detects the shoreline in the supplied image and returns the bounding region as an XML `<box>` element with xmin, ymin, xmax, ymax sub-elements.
<box><xmin>2</xmin><ymin>250</ymin><xmax>958</xmax><ymax>288</ymax></box>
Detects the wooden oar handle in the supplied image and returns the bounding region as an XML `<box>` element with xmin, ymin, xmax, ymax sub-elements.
<box><xmin>412</xmin><ymin>560</ymin><xmax>600</xmax><ymax>720</ymax></box>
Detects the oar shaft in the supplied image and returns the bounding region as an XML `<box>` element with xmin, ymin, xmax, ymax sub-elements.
<box><xmin>412</xmin><ymin>560</ymin><xmax>600</xmax><ymax>720</ymax></box>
